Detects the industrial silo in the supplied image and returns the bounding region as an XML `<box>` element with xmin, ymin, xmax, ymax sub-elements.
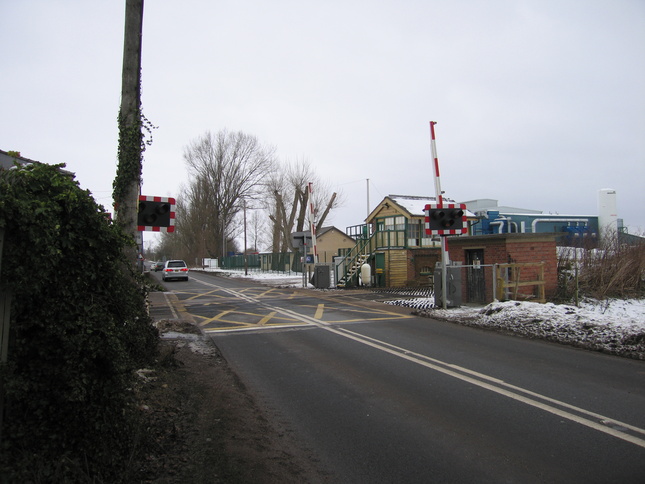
<box><xmin>598</xmin><ymin>188</ymin><xmax>618</xmax><ymax>240</ymax></box>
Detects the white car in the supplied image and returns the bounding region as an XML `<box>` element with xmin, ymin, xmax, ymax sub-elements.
<box><xmin>161</xmin><ymin>260</ymin><xmax>189</xmax><ymax>281</ymax></box>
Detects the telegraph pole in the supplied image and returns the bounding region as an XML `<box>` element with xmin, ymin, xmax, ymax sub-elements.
<box><xmin>367</xmin><ymin>178</ymin><xmax>370</xmax><ymax>219</ymax></box>
<box><xmin>114</xmin><ymin>0</ymin><xmax>144</xmax><ymax>264</ymax></box>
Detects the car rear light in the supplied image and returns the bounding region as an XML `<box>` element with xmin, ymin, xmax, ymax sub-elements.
<box><xmin>164</xmin><ymin>268</ymin><xmax>172</xmax><ymax>272</ymax></box>
<box><xmin>180</xmin><ymin>268</ymin><xmax>188</xmax><ymax>272</ymax></box>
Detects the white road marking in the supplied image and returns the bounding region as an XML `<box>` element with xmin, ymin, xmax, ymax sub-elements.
<box><xmin>192</xmin><ymin>276</ymin><xmax>645</xmax><ymax>449</ymax></box>
<box><xmin>163</xmin><ymin>292</ymin><xmax>179</xmax><ymax>319</ymax></box>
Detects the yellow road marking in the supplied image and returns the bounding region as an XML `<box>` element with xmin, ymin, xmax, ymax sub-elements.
<box><xmin>255</xmin><ymin>287</ymin><xmax>279</xmax><ymax>298</ymax></box>
<box><xmin>258</xmin><ymin>311</ymin><xmax>277</xmax><ymax>325</ymax></box>
<box><xmin>184</xmin><ymin>289</ymin><xmax>223</xmax><ymax>301</ymax></box>
<box><xmin>319</xmin><ymin>297</ymin><xmax>415</xmax><ymax>318</ymax></box>
<box><xmin>195</xmin><ymin>308</ymin><xmax>302</xmax><ymax>328</ymax></box>
<box><xmin>292</xmin><ymin>301</ymin><xmax>413</xmax><ymax>323</ymax></box>
<box><xmin>198</xmin><ymin>309</ymin><xmax>235</xmax><ymax>326</ymax></box>
<box><xmin>241</xmin><ymin>287</ymin><xmax>299</xmax><ymax>299</ymax></box>
<box><xmin>176</xmin><ymin>279</ymin><xmax>413</xmax><ymax>332</ymax></box>
<box><xmin>324</xmin><ymin>316</ymin><xmax>409</xmax><ymax>323</ymax></box>
<box><xmin>314</xmin><ymin>304</ymin><xmax>325</xmax><ymax>319</ymax></box>
<box><xmin>203</xmin><ymin>322</ymin><xmax>309</xmax><ymax>333</ymax></box>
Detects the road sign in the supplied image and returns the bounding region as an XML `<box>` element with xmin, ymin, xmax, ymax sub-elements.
<box><xmin>291</xmin><ymin>231</ymin><xmax>312</xmax><ymax>249</ymax></box>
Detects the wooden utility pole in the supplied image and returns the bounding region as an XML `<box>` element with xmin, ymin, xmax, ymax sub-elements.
<box><xmin>114</xmin><ymin>0</ymin><xmax>144</xmax><ymax>264</ymax></box>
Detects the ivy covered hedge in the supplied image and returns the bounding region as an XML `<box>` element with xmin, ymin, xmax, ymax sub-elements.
<box><xmin>0</xmin><ymin>163</ymin><xmax>158</xmax><ymax>481</ymax></box>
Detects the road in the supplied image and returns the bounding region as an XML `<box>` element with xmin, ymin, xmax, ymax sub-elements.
<box><xmin>156</xmin><ymin>270</ymin><xmax>645</xmax><ymax>483</ymax></box>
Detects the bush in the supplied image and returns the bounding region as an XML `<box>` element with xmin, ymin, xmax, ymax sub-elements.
<box><xmin>0</xmin><ymin>163</ymin><xmax>158</xmax><ymax>482</ymax></box>
<box><xmin>557</xmin><ymin>231</ymin><xmax>645</xmax><ymax>301</ymax></box>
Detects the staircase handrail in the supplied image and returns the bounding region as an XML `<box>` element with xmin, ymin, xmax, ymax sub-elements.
<box><xmin>338</xmin><ymin>232</ymin><xmax>379</xmax><ymax>286</ymax></box>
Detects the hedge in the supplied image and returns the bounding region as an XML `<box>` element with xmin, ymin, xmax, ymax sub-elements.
<box><xmin>0</xmin><ymin>162</ymin><xmax>158</xmax><ymax>482</ymax></box>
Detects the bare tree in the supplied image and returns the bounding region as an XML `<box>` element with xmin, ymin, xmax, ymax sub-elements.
<box><xmin>161</xmin><ymin>138</ymin><xmax>343</xmax><ymax>264</ymax></box>
<box><xmin>183</xmin><ymin>130</ymin><xmax>276</xmax><ymax>259</ymax></box>
<box><xmin>247</xmin><ymin>206</ymin><xmax>265</xmax><ymax>252</ymax></box>
<box><xmin>266</xmin><ymin>158</ymin><xmax>342</xmax><ymax>264</ymax></box>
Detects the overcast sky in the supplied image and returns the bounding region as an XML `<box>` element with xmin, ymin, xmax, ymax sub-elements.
<box><xmin>2</xmin><ymin>0</ymin><xmax>644</xmax><ymax>242</ymax></box>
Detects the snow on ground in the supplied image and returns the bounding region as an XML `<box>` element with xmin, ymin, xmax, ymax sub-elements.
<box><xmin>397</xmin><ymin>298</ymin><xmax>645</xmax><ymax>360</ymax></box>
<box><xmin>202</xmin><ymin>268</ymin><xmax>313</xmax><ymax>288</ymax></box>
<box><xmin>198</xmin><ymin>269</ymin><xmax>645</xmax><ymax>360</ymax></box>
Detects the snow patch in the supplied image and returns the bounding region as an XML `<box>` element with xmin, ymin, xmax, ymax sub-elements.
<box><xmin>199</xmin><ymin>268</ymin><xmax>312</xmax><ymax>288</ymax></box>
<box><xmin>412</xmin><ymin>298</ymin><xmax>645</xmax><ymax>359</ymax></box>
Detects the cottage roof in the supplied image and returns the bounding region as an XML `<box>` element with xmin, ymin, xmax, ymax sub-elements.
<box><xmin>0</xmin><ymin>149</ymin><xmax>36</xmax><ymax>170</ymax></box>
<box><xmin>317</xmin><ymin>226</ymin><xmax>355</xmax><ymax>240</ymax></box>
<box><xmin>388</xmin><ymin>195</ymin><xmax>447</xmax><ymax>216</ymax></box>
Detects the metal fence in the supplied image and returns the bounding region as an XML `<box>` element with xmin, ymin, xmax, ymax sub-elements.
<box><xmin>432</xmin><ymin>262</ymin><xmax>548</xmax><ymax>305</ymax></box>
<box><xmin>218</xmin><ymin>252</ymin><xmax>303</xmax><ymax>274</ymax></box>
<box><xmin>213</xmin><ymin>255</ymin><xmax>548</xmax><ymax>304</ymax></box>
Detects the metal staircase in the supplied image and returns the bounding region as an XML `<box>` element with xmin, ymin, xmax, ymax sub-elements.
<box><xmin>336</xmin><ymin>228</ymin><xmax>409</xmax><ymax>288</ymax></box>
<box><xmin>336</xmin><ymin>234</ymin><xmax>376</xmax><ymax>288</ymax></box>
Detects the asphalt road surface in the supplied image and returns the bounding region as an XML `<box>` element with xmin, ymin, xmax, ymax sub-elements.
<box><xmin>157</xmin><ymin>270</ymin><xmax>645</xmax><ymax>483</ymax></box>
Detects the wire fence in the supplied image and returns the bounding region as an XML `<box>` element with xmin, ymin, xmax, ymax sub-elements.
<box><xmin>217</xmin><ymin>252</ymin><xmax>303</xmax><ymax>274</ymax></box>
<box><xmin>212</xmin><ymin>256</ymin><xmax>549</xmax><ymax>304</ymax></box>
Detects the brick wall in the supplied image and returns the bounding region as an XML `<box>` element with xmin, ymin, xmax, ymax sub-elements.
<box><xmin>408</xmin><ymin>248</ymin><xmax>441</xmax><ymax>283</ymax></box>
<box><xmin>507</xmin><ymin>239</ymin><xmax>558</xmax><ymax>297</ymax></box>
<box><xmin>447</xmin><ymin>234</ymin><xmax>558</xmax><ymax>302</ymax></box>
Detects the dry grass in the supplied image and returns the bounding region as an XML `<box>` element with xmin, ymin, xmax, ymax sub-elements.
<box><xmin>557</xmin><ymin>231</ymin><xmax>645</xmax><ymax>301</ymax></box>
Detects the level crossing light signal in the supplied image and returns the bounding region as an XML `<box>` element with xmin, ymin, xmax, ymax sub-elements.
<box><xmin>431</xmin><ymin>208</ymin><xmax>462</xmax><ymax>228</ymax></box>
<box><xmin>137</xmin><ymin>195</ymin><xmax>176</xmax><ymax>232</ymax></box>
<box><xmin>424</xmin><ymin>203</ymin><xmax>467</xmax><ymax>235</ymax></box>
<box><xmin>139</xmin><ymin>201</ymin><xmax>169</xmax><ymax>224</ymax></box>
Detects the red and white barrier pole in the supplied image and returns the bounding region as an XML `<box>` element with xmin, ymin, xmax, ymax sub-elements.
<box><xmin>429</xmin><ymin>121</ymin><xmax>448</xmax><ymax>309</ymax></box>
<box><xmin>429</xmin><ymin>121</ymin><xmax>444</xmax><ymax>208</ymax></box>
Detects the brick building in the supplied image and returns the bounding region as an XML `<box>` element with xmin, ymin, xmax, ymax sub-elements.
<box><xmin>446</xmin><ymin>233</ymin><xmax>559</xmax><ymax>303</ymax></box>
